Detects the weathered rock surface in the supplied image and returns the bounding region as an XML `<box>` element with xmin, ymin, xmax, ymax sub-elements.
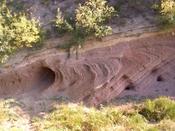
<box><xmin>0</xmin><ymin>32</ymin><xmax>174</xmax><ymax>106</ymax></box>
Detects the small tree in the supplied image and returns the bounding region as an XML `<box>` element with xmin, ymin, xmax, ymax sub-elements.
<box><xmin>55</xmin><ymin>0</ymin><xmax>115</xmax><ymax>57</ymax></box>
<box><xmin>155</xmin><ymin>0</ymin><xmax>175</xmax><ymax>25</ymax></box>
<box><xmin>0</xmin><ymin>1</ymin><xmax>41</xmax><ymax>63</ymax></box>
<box><xmin>75</xmin><ymin>0</ymin><xmax>115</xmax><ymax>38</ymax></box>
<box><xmin>55</xmin><ymin>8</ymin><xmax>73</xmax><ymax>34</ymax></box>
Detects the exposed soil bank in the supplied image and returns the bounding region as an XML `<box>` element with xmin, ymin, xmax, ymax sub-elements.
<box><xmin>0</xmin><ymin>31</ymin><xmax>174</xmax><ymax>106</ymax></box>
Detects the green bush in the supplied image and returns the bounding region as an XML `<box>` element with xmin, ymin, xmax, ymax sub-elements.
<box><xmin>139</xmin><ymin>97</ymin><xmax>175</xmax><ymax>122</ymax></box>
<box><xmin>75</xmin><ymin>0</ymin><xmax>115</xmax><ymax>38</ymax></box>
<box><xmin>32</xmin><ymin>104</ymin><xmax>120</xmax><ymax>131</ymax></box>
<box><xmin>32</xmin><ymin>97</ymin><xmax>175</xmax><ymax>131</ymax></box>
<box><xmin>0</xmin><ymin>1</ymin><xmax>41</xmax><ymax>63</ymax></box>
<box><xmin>55</xmin><ymin>0</ymin><xmax>115</xmax><ymax>48</ymax></box>
<box><xmin>155</xmin><ymin>0</ymin><xmax>175</xmax><ymax>25</ymax></box>
<box><xmin>55</xmin><ymin>8</ymin><xmax>73</xmax><ymax>34</ymax></box>
<box><xmin>125</xmin><ymin>113</ymin><xmax>149</xmax><ymax>131</ymax></box>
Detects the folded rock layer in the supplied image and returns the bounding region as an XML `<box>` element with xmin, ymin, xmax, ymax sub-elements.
<box><xmin>0</xmin><ymin>32</ymin><xmax>174</xmax><ymax>105</ymax></box>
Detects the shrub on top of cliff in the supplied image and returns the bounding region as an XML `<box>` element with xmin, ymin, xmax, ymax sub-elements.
<box><xmin>154</xmin><ymin>0</ymin><xmax>175</xmax><ymax>26</ymax></box>
<box><xmin>0</xmin><ymin>1</ymin><xmax>41</xmax><ymax>63</ymax></box>
<box><xmin>75</xmin><ymin>0</ymin><xmax>115</xmax><ymax>39</ymax></box>
<box><xmin>55</xmin><ymin>8</ymin><xmax>73</xmax><ymax>34</ymax></box>
<box><xmin>55</xmin><ymin>0</ymin><xmax>116</xmax><ymax>50</ymax></box>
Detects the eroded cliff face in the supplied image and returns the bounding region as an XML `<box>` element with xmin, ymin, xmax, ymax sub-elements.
<box><xmin>0</xmin><ymin>32</ymin><xmax>174</xmax><ymax>106</ymax></box>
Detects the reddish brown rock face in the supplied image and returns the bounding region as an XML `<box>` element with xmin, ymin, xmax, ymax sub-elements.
<box><xmin>0</xmin><ymin>32</ymin><xmax>174</xmax><ymax>106</ymax></box>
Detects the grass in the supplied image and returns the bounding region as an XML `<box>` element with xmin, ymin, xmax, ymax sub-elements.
<box><xmin>0</xmin><ymin>99</ymin><xmax>28</xmax><ymax>131</ymax></box>
<box><xmin>0</xmin><ymin>97</ymin><xmax>174</xmax><ymax>131</ymax></box>
<box><xmin>32</xmin><ymin>97</ymin><xmax>175</xmax><ymax>131</ymax></box>
<box><xmin>139</xmin><ymin>97</ymin><xmax>175</xmax><ymax>122</ymax></box>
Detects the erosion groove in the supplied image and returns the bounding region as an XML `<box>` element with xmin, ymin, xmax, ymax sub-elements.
<box><xmin>0</xmin><ymin>32</ymin><xmax>174</xmax><ymax>105</ymax></box>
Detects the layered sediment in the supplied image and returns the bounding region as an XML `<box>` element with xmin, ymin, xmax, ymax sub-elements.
<box><xmin>0</xmin><ymin>32</ymin><xmax>174</xmax><ymax>105</ymax></box>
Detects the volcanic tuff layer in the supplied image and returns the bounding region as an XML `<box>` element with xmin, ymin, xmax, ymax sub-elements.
<box><xmin>0</xmin><ymin>32</ymin><xmax>174</xmax><ymax>105</ymax></box>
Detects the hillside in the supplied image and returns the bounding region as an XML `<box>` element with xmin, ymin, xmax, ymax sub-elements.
<box><xmin>0</xmin><ymin>0</ymin><xmax>175</xmax><ymax>130</ymax></box>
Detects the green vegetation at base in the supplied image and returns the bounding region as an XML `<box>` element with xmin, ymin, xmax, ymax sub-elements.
<box><xmin>32</xmin><ymin>97</ymin><xmax>175</xmax><ymax>131</ymax></box>
<box><xmin>55</xmin><ymin>0</ymin><xmax>116</xmax><ymax>52</ymax></box>
<box><xmin>0</xmin><ymin>1</ymin><xmax>41</xmax><ymax>63</ymax></box>
<box><xmin>139</xmin><ymin>97</ymin><xmax>175</xmax><ymax>122</ymax></box>
<box><xmin>0</xmin><ymin>99</ymin><xmax>26</xmax><ymax>131</ymax></box>
<box><xmin>0</xmin><ymin>97</ymin><xmax>174</xmax><ymax>130</ymax></box>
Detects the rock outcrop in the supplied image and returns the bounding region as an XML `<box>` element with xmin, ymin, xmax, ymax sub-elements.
<box><xmin>0</xmin><ymin>32</ymin><xmax>174</xmax><ymax>106</ymax></box>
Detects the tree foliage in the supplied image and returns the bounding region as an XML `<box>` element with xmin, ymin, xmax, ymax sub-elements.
<box><xmin>156</xmin><ymin>0</ymin><xmax>175</xmax><ymax>25</ymax></box>
<box><xmin>55</xmin><ymin>8</ymin><xmax>73</xmax><ymax>34</ymax></box>
<box><xmin>0</xmin><ymin>1</ymin><xmax>41</xmax><ymax>63</ymax></box>
<box><xmin>55</xmin><ymin>0</ymin><xmax>115</xmax><ymax>48</ymax></box>
<box><xmin>75</xmin><ymin>0</ymin><xmax>115</xmax><ymax>38</ymax></box>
